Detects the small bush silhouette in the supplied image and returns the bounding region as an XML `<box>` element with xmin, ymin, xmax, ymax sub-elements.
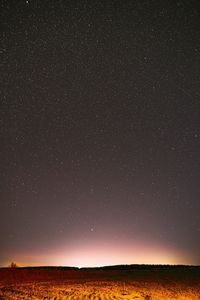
<box><xmin>10</xmin><ymin>262</ymin><xmax>18</xmax><ymax>268</ymax></box>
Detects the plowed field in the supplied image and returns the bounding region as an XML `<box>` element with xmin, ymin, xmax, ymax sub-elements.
<box><xmin>0</xmin><ymin>267</ymin><xmax>199</xmax><ymax>299</ymax></box>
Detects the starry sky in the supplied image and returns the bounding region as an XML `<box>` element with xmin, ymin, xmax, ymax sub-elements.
<box><xmin>1</xmin><ymin>0</ymin><xmax>200</xmax><ymax>267</ymax></box>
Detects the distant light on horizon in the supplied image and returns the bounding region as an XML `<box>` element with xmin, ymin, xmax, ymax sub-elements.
<box><xmin>2</xmin><ymin>241</ymin><xmax>192</xmax><ymax>268</ymax></box>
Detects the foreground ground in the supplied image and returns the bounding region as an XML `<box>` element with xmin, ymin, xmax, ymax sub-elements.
<box><xmin>0</xmin><ymin>265</ymin><xmax>199</xmax><ymax>299</ymax></box>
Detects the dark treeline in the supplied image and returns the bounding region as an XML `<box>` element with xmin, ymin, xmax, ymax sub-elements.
<box><xmin>1</xmin><ymin>264</ymin><xmax>199</xmax><ymax>271</ymax></box>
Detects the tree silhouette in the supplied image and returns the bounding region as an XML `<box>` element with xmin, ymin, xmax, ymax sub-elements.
<box><xmin>10</xmin><ymin>262</ymin><xmax>18</xmax><ymax>268</ymax></box>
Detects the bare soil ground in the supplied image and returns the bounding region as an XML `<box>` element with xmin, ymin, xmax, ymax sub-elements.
<box><xmin>0</xmin><ymin>266</ymin><xmax>199</xmax><ymax>299</ymax></box>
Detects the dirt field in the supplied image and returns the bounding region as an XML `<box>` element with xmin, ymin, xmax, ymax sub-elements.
<box><xmin>0</xmin><ymin>266</ymin><xmax>199</xmax><ymax>299</ymax></box>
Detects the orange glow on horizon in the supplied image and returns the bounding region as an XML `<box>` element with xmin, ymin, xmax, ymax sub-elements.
<box><xmin>2</xmin><ymin>240</ymin><xmax>193</xmax><ymax>268</ymax></box>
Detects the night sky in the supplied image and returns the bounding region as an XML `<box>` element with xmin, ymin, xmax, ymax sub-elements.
<box><xmin>1</xmin><ymin>0</ymin><xmax>200</xmax><ymax>267</ymax></box>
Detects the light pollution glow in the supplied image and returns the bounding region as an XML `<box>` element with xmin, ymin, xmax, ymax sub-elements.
<box><xmin>3</xmin><ymin>241</ymin><xmax>191</xmax><ymax>268</ymax></box>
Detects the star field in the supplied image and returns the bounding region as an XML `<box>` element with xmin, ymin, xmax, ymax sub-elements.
<box><xmin>1</xmin><ymin>0</ymin><xmax>200</xmax><ymax>267</ymax></box>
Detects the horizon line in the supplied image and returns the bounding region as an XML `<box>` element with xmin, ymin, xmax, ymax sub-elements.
<box><xmin>1</xmin><ymin>263</ymin><xmax>200</xmax><ymax>269</ymax></box>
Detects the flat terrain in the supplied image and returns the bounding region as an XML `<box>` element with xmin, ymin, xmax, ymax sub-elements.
<box><xmin>0</xmin><ymin>266</ymin><xmax>199</xmax><ymax>299</ymax></box>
